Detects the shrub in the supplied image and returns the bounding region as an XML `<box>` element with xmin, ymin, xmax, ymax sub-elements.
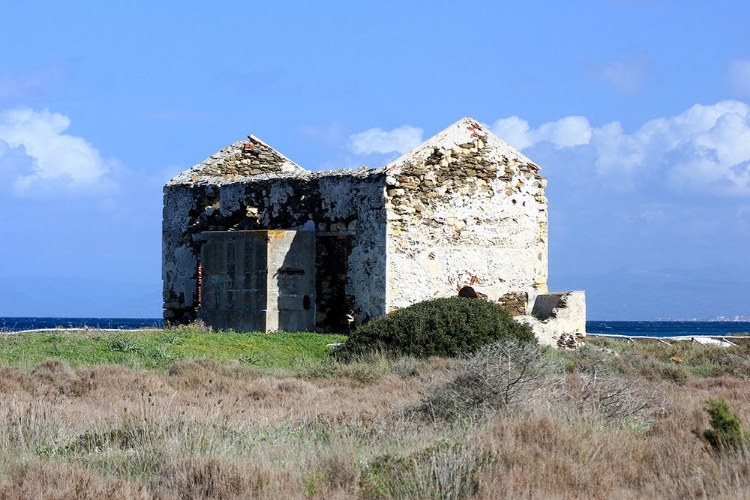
<box><xmin>703</xmin><ymin>398</ymin><xmax>746</xmax><ymax>451</ymax></box>
<box><xmin>148</xmin><ymin>345</ymin><xmax>175</xmax><ymax>362</ymax></box>
<box><xmin>552</xmin><ymin>373</ymin><xmax>668</xmax><ymax>423</ymax></box>
<box><xmin>30</xmin><ymin>359</ymin><xmax>77</xmax><ymax>386</ymax></box>
<box><xmin>336</xmin><ymin>297</ymin><xmax>535</xmax><ymax>360</ymax></box>
<box><xmin>419</xmin><ymin>339</ymin><xmax>546</xmax><ymax>421</ymax></box>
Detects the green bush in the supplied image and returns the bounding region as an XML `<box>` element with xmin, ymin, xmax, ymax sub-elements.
<box><xmin>336</xmin><ymin>297</ymin><xmax>535</xmax><ymax>360</ymax></box>
<box><xmin>703</xmin><ymin>398</ymin><xmax>746</xmax><ymax>451</ymax></box>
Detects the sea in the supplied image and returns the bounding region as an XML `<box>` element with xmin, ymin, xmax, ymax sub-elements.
<box><xmin>1</xmin><ymin>317</ymin><xmax>749</xmax><ymax>337</ymax></box>
<box><xmin>0</xmin><ymin>317</ymin><xmax>163</xmax><ymax>332</ymax></box>
<box><xmin>587</xmin><ymin>321</ymin><xmax>750</xmax><ymax>337</ymax></box>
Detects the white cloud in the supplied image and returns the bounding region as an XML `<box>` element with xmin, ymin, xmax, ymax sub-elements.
<box><xmin>0</xmin><ymin>107</ymin><xmax>115</xmax><ymax>196</ymax></box>
<box><xmin>591</xmin><ymin>100</ymin><xmax>750</xmax><ymax>196</ymax></box>
<box><xmin>493</xmin><ymin>100</ymin><xmax>750</xmax><ymax>197</ymax></box>
<box><xmin>348</xmin><ymin>125</ymin><xmax>423</xmax><ymax>155</ymax></box>
<box><xmin>489</xmin><ymin>116</ymin><xmax>533</xmax><ymax>150</ymax></box>
<box><xmin>348</xmin><ymin>101</ymin><xmax>750</xmax><ymax>197</ymax></box>
<box><xmin>727</xmin><ymin>59</ymin><xmax>750</xmax><ymax>96</ymax></box>
<box><xmin>589</xmin><ymin>121</ymin><xmax>645</xmax><ymax>175</ymax></box>
<box><xmin>490</xmin><ymin>115</ymin><xmax>591</xmax><ymax>151</ymax></box>
<box><xmin>586</xmin><ymin>55</ymin><xmax>651</xmax><ymax>95</ymax></box>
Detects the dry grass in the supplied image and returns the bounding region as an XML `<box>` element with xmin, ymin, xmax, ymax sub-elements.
<box><xmin>1</xmin><ymin>340</ymin><xmax>750</xmax><ymax>499</ymax></box>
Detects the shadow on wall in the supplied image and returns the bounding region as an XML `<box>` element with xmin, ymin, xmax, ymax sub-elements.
<box><xmin>519</xmin><ymin>291</ymin><xmax>587</xmax><ymax>348</ymax></box>
<box><xmin>314</xmin><ymin>233</ymin><xmax>355</xmax><ymax>332</ymax></box>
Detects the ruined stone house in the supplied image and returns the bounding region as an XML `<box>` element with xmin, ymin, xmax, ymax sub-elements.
<box><xmin>162</xmin><ymin>118</ymin><xmax>586</xmax><ymax>345</ymax></box>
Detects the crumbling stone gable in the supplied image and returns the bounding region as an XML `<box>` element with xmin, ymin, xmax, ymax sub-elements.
<box><xmin>383</xmin><ymin>118</ymin><xmax>548</xmax><ymax>312</ymax></box>
<box><xmin>171</xmin><ymin>136</ymin><xmax>306</xmax><ymax>183</ymax></box>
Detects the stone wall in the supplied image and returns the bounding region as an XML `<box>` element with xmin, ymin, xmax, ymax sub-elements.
<box><xmin>163</xmin><ymin>166</ymin><xmax>388</xmax><ymax>330</ymax></box>
<box><xmin>497</xmin><ymin>291</ymin><xmax>529</xmax><ymax>316</ymax></box>
<box><xmin>383</xmin><ymin>118</ymin><xmax>548</xmax><ymax>312</ymax></box>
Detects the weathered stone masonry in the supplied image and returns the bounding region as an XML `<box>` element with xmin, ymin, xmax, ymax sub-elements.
<box><xmin>163</xmin><ymin>158</ymin><xmax>388</xmax><ymax>330</ymax></box>
<box><xmin>382</xmin><ymin>119</ymin><xmax>548</xmax><ymax>312</ymax></box>
<box><xmin>163</xmin><ymin>118</ymin><xmax>586</xmax><ymax>345</ymax></box>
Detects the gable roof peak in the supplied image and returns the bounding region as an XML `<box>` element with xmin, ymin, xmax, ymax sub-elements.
<box><xmin>167</xmin><ymin>135</ymin><xmax>307</xmax><ymax>186</ymax></box>
<box><xmin>386</xmin><ymin>117</ymin><xmax>533</xmax><ymax>171</ymax></box>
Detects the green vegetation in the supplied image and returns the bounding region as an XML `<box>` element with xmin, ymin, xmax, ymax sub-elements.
<box><xmin>337</xmin><ymin>297</ymin><xmax>535</xmax><ymax>360</ymax></box>
<box><xmin>703</xmin><ymin>398</ymin><xmax>747</xmax><ymax>451</ymax></box>
<box><xmin>0</xmin><ymin>326</ymin><xmax>346</xmax><ymax>371</ymax></box>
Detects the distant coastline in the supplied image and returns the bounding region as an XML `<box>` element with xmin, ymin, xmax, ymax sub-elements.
<box><xmin>656</xmin><ymin>316</ymin><xmax>750</xmax><ymax>322</ymax></box>
<box><xmin>586</xmin><ymin>320</ymin><xmax>750</xmax><ymax>337</ymax></box>
<box><xmin>1</xmin><ymin>317</ymin><xmax>749</xmax><ymax>338</ymax></box>
<box><xmin>0</xmin><ymin>317</ymin><xmax>162</xmax><ymax>332</ymax></box>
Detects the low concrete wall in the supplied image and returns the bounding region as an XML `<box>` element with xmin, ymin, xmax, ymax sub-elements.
<box><xmin>519</xmin><ymin>291</ymin><xmax>586</xmax><ymax>348</ymax></box>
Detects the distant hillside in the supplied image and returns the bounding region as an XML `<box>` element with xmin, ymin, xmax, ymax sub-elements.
<box><xmin>551</xmin><ymin>264</ymin><xmax>750</xmax><ymax>320</ymax></box>
<box><xmin>0</xmin><ymin>276</ymin><xmax>161</xmax><ymax>318</ymax></box>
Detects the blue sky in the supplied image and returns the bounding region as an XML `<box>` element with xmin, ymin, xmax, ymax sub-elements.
<box><xmin>1</xmin><ymin>1</ymin><xmax>749</xmax><ymax>319</ymax></box>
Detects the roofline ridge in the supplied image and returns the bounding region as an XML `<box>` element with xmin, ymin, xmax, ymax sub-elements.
<box><xmin>168</xmin><ymin>117</ymin><xmax>538</xmax><ymax>185</ymax></box>
<box><xmin>384</xmin><ymin>116</ymin><xmax>534</xmax><ymax>171</ymax></box>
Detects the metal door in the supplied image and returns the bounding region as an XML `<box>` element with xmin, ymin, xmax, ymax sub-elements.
<box><xmin>199</xmin><ymin>231</ymin><xmax>268</xmax><ymax>331</ymax></box>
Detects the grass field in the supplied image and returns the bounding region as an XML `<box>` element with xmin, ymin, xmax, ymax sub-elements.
<box><xmin>1</xmin><ymin>331</ymin><xmax>750</xmax><ymax>499</ymax></box>
<box><xmin>0</xmin><ymin>326</ymin><xmax>346</xmax><ymax>371</ymax></box>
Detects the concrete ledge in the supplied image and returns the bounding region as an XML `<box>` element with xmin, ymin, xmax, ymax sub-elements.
<box><xmin>519</xmin><ymin>290</ymin><xmax>587</xmax><ymax>348</ymax></box>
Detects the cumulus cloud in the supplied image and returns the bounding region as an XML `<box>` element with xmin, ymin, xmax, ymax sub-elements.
<box><xmin>490</xmin><ymin>115</ymin><xmax>592</xmax><ymax>150</ymax></box>
<box><xmin>488</xmin><ymin>116</ymin><xmax>533</xmax><ymax>150</ymax></box>
<box><xmin>348</xmin><ymin>125</ymin><xmax>423</xmax><ymax>155</ymax></box>
<box><xmin>493</xmin><ymin>100</ymin><xmax>750</xmax><ymax>197</ymax></box>
<box><xmin>727</xmin><ymin>59</ymin><xmax>750</xmax><ymax>96</ymax></box>
<box><xmin>0</xmin><ymin>107</ymin><xmax>115</xmax><ymax>196</ymax></box>
<box><xmin>586</xmin><ymin>55</ymin><xmax>651</xmax><ymax>95</ymax></box>
<box><xmin>348</xmin><ymin>100</ymin><xmax>750</xmax><ymax>197</ymax></box>
<box><xmin>592</xmin><ymin>100</ymin><xmax>750</xmax><ymax>196</ymax></box>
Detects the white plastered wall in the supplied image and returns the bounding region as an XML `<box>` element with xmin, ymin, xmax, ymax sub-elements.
<box><xmin>384</xmin><ymin>118</ymin><xmax>548</xmax><ymax>312</ymax></box>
